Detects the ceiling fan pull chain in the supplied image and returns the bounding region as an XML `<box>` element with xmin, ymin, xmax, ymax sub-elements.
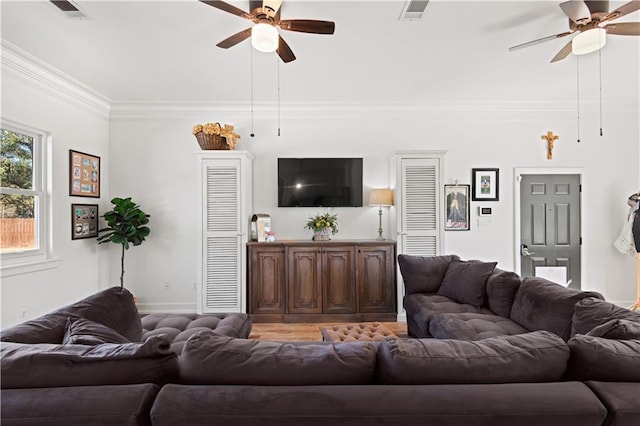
<box><xmin>599</xmin><ymin>48</ymin><xmax>603</xmax><ymax>137</ymax></box>
<box><xmin>576</xmin><ymin>55</ymin><xmax>581</xmax><ymax>143</ymax></box>
<box><xmin>250</xmin><ymin>46</ymin><xmax>255</xmax><ymax>138</ymax></box>
<box><xmin>277</xmin><ymin>55</ymin><xmax>281</xmax><ymax>137</ymax></box>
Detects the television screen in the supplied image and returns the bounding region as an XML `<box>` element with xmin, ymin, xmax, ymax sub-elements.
<box><xmin>278</xmin><ymin>158</ymin><xmax>363</xmax><ymax>207</ymax></box>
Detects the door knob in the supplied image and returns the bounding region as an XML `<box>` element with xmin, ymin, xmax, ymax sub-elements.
<box><xmin>520</xmin><ymin>244</ymin><xmax>535</xmax><ymax>256</ymax></box>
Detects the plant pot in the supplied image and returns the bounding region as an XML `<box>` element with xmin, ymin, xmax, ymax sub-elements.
<box><xmin>313</xmin><ymin>228</ymin><xmax>332</xmax><ymax>241</ymax></box>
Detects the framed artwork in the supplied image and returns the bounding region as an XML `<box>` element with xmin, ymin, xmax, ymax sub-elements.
<box><xmin>69</xmin><ymin>150</ymin><xmax>100</xmax><ymax>198</ymax></box>
<box><xmin>444</xmin><ymin>184</ymin><xmax>470</xmax><ymax>231</ymax></box>
<box><xmin>472</xmin><ymin>168</ymin><xmax>499</xmax><ymax>201</ymax></box>
<box><xmin>71</xmin><ymin>203</ymin><xmax>99</xmax><ymax>240</ymax></box>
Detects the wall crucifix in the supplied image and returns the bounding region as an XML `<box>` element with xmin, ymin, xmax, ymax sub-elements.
<box><xmin>541</xmin><ymin>131</ymin><xmax>559</xmax><ymax>160</ymax></box>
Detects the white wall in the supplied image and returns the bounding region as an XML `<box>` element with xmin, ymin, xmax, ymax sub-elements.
<box><xmin>0</xmin><ymin>45</ymin><xmax>111</xmax><ymax>327</ymax></box>
<box><xmin>109</xmin><ymin>99</ymin><xmax>639</xmax><ymax>312</ymax></box>
<box><xmin>2</xmin><ymin>44</ymin><xmax>638</xmax><ymax>325</ymax></box>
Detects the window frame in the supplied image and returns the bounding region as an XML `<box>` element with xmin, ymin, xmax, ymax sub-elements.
<box><xmin>1</xmin><ymin>119</ymin><xmax>52</xmax><ymax>269</ymax></box>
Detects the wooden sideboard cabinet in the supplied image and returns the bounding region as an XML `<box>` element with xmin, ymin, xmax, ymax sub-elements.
<box><xmin>247</xmin><ymin>240</ymin><xmax>396</xmax><ymax>323</ymax></box>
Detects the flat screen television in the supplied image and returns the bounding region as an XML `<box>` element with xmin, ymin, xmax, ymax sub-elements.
<box><xmin>278</xmin><ymin>158</ymin><xmax>363</xmax><ymax>207</ymax></box>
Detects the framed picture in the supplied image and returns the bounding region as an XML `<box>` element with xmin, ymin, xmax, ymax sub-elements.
<box><xmin>69</xmin><ymin>150</ymin><xmax>100</xmax><ymax>198</ymax></box>
<box><xmin>444</xmin><ymin>184</ymin><xmax>470</xmax><ymax>231</ymax></box>
<box><xmin>71</xmin><ymin>203</ymin><xmax>99</xmax><ymax>240</ymax></box>
<box><xmin>472</xmin><ymin>168</ymin><xmax>499</xmax><ymax>201</ymax></box>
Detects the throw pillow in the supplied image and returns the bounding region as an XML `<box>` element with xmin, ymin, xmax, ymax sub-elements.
<box><xmin>571</xmin><ymin>297</ymin><xmax>640</xmax><ymax>337</ymax></box>
<box><xmin>437</xmin><ymin>259</ymin><xmax>497</xmax><ymax>307</ymax></box>
<box><xmin>63</xmin><ymin>317</ymin><xmax>130</xmax><ymax>345</ymax></box>
<box><xmin>376</xmin><ymin>331</ymin><xmax>569</xmax><ymax>384</ymax></box>
<box><xmin>180</xmin><ymin>332</ymin><xmax>377</xmax><ymax>385</ymax></box>
<box><xmin>398</xmin><ymin>254</ymin><xmax>459</xmax><ymax>294</ymax></box>
<box><xmin>566</xmin><ymin>334</ymin><xmax>640</xmax><ymax>382</ymax></box>
<box><xmin>586</xmin><ymin>319</ymin><xmax>640</xmax><ymax>340</ymax></box>
<box><xmin>485</xmin><ymin>269</ymin><xmax>521</xmax><ymax>317</ymax></box>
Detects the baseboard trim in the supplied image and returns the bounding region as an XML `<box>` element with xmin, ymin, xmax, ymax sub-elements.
<box><xmin>136</xmin><ymin>302</ymin><xmax>198</xmax><ymax>315</ymax></box>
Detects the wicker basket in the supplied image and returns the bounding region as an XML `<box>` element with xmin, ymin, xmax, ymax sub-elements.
<box><xmin>194</xmin><ymin>132</ymin><xmax>230</xmax><ymax>150</ymax></box>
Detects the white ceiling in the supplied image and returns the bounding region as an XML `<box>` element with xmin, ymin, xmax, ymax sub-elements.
<box><xmin>1</xmin><ymin>0</ymin><xmax>639</xmax><ymax>105</ymax></box>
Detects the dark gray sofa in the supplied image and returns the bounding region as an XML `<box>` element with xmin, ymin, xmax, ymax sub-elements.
<box><xmin>2</xmin><ymin>261</ymin><xmax>640</xmax><ymax>426</ymax></box>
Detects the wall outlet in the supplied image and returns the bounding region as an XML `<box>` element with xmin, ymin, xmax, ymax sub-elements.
<box><xmin>164</xmin><ymin>282</ymin><xmax>169</xmax><ymax>290</ymax></box>
<box><xmin>192</xmin><ymin>282</ymin><xmax>197</xmax><ymax>291</ymax></box>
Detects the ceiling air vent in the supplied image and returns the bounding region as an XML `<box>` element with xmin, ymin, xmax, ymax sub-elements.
<box><xmin>399</xmin><ymin>0</ymin><xmax>430</xmax><ymax>20</ymax></box>
<box><xmin>50</xmin><ymin>1</ymin><xmax>87</xmax><ymax>19</ymax></box>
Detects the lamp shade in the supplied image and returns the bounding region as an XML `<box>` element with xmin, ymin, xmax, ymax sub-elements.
<box><xmin>369</xmin><ymin>189</ymin><xmax>394</xmax><ymax>206</ymax></box>
<box><xmin>572</xmin><ymin>28</ymin><xmax>607</xmax><ymax>55</ymax></box>
<box><xmin>251</xmin><ymin>23</ymin><xmax>279</xmax><ymax>53</ymax></box>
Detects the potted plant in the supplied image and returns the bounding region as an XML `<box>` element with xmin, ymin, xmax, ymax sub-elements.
<box><xmin>305</xmin><ymin>212</ymin><xmax>338</xmax><ymax>241</ymax></box>
<box><xmin>97</xmin><ymin>197</ymin><xmax>150</xmax><ymax>289</ymax></box>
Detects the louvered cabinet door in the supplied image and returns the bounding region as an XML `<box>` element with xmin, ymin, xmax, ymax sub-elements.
<box><xmin>198</xmin><ymin>152</ymin><xmax>252</xmax><ymax>313</ymax></box>
<box><xmin>391</xmin><ymin>153</ymin><xmax>444</xmax><ymax>318</ymax></box>
<box><xmin>399</xmin><ymin>157</ymin><xmax>441</xmax><ymax>257</ymax></box>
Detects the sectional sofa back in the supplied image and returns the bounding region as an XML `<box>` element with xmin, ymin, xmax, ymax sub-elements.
<box><xmin>510</xmin><ymin>277</ymin><xmax>604</xmax><ymax>341</ymax></box>
<box><xmin>398</xmin><ymin>254</ymin><xmax>520</xmax><ymax>316</ymax></box>
<box><xmin>0</xmin><ymin>286</ymin><xmax>142</xmax><ymax>344</ymax></box>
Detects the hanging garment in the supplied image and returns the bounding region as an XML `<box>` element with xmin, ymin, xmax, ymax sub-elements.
<box><xmin>615</xmin><ymin>207</ymin><xmax>637</xmax><ymax>254</ymax></box>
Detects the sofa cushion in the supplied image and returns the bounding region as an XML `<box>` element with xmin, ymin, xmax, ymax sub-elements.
<box><xmin>585</xmin><ymin>381</ymin><xmax>640</xmax><ymax>426</ymax></box>
<box><xmin>0</xmin><ymin>287</ymin><xmax>142</xmax><ymax>344</ymax></box>
<box><xmin>376</xmin><ymin>331</ymin><xmax>569</xmax><ymax>384</ymax></box>
<box><xmin>571</xmin><ymin>297</ymin><xmax>640</xmax><ymax>337</ymax></box>
<box><xmin>510</xmin><ymin>277</ymin><xmax>603</xmax><ymax>341</ymax></box>
<box><xmin>437</xmin><ymin>259</ymin><xmax>497</xmax><ymax>308</ymax></box>
<box><xmin>180</xmin><ymin>332</ymin><xmax>377</xmax><ymax>385</ymax></box>
<box><xmin>398</xmin><ymin>254</ymin><xmax>459</xmax><ymax>294</ymax></box>
<box><xmin>1</xmin><ymin>384</ymin><xmax>159</xmax><ymax>426</ymax></box>
<box><xmin>151</xmin><ymin>382</ymin><xmax>607</xmax><ymax>426</ymax></box>
<box><xmin>485</xmin><ymin>269</ymin><xmax>521</xmax><ymax>317</ymax></box>
<box><xmin>403</xmin><ymin>293</ymin><xmax>493</xmax><ymax>337</ymax></box>
<box><xmin>0</xmin><ymin>335</ymin><xmax>178</xmax><ymax>389</ymax></box>
<box><xmin>586</xmin><ymin>319</ymin><xmax>640</xmax><ymax>340</ymax></box>
<box><xmin>429</xmin><ymin>312</ymin><xmax>530</xmax><ymax>340</ymax></box>
<box><xmin>63</xmin><ymin>317</ymin><xmax>130</xmax><ymax>345</ymax></box>
<box><xmin>566</xmin><ymin>335</ymin><xmax>640</xmax><ymax>382</ymax></box>
<box><xmin>141</xmin><ymin>313</ymin><xmax>252</xmax><ymax>355</ymax></box>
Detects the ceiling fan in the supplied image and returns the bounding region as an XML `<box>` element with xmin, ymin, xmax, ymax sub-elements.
<box><xmin>199</xmin><ymin>0</ymin><xmax>335</xmax><ymax>63</ymax></box>
<box><xmin>509</xmin><ymin>0</ymin><xmax>640</xmax><ymax>62</ymax></box>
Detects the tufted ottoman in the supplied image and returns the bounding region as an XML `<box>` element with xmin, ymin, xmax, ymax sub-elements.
<box><xmin>141</xmin><ymin>313</ymin><xmax>252</xmax><ymax>354</ymax></box>
<box><xmin>321</xmin><ymin>322</ymin><xmax>398</xmax><ymax>342</ymax></box>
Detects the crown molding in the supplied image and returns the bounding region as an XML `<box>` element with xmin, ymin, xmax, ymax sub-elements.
<box><xmin>109</xmin><ymin>99</ymin><xmax>639</xmax><ymax>122</ymax></box>
<box><xmin>1</xmin><ymin>39</ymin><xmax>111</xmax><ymax>119</ymax></box>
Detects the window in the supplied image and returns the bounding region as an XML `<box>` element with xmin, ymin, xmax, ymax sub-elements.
<box><xmin>1</xmin><ymin>121</ymin><xmax>49</xmax><ymax>265</ymax></box>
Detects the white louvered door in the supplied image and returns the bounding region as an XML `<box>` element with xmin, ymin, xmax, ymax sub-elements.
<box><xmin>400</xmin><ymin>158</ymin><xmax>440</xmax><ymax>256</ymax></box>
<box><xmin>198</xmin><ymin>152</ymin><xmax>252</xmax><ymax>313</ymax></box>
<box><xmin>390</xmin><ymin>152</ymin><xmax>444</xmax><ymax>318</ymax></box>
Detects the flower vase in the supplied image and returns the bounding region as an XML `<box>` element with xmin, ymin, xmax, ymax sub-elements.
<box><xmin>313</xmin><ymin>228</ymin><xmax>332</xmax><ymax>241</ymax></box>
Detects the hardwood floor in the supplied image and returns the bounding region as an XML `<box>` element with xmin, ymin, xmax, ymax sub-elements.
<box><xmin>249</xmin><ymin>322</ymin><xmax>408</xmax><ymax>341</ymax></box>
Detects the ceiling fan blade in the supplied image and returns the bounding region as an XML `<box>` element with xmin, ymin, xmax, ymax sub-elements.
<box><xmin>279</xmin><ymin>19</ymin><xmax>335</xmax><ymax>34</ymax></box>
<box><xmin>277</xmin><ymin>36</ymin><xmax>296</xmax><ymax>63</ymax></box>
<box><xmin>551</xmin><ymin>39</ymin><xmax>574</xmax><ymax>63</ymax></box>
<box><xmin>508</xmin><ymin>31</ymin><xmax>573</xmax><ymax>52</ymax></box>
<box><xmin>604</xmin><ymin>21</ymin><xmax>640</xmax><ymax>35</ymax></box>
<box><xmin>199</xmin><ymin>1</ymin><xmax>253</xmax><ymax>20</ymax></box>
<box><xmin>602</xmin><ymin>0</ymin><xmax>640</xmax><ymax>23</ymax></box>
<box><xmin>216</xmin><ymin>27</ymin><xmax>252</xmax><ymax>49</ymax></box>
<box><xmin>559</xmin><ymin>1</ymin><xmax>592</xmax><ymax>24</ymax></box>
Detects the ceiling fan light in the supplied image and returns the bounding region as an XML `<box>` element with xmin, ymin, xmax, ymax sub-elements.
<box><xmin>572</xmin><ymin>28</ymin><xmax>607</xmax><ymax>55</ymax></box>
<box><xmin>251</xmin><ymin>23</ymin><xmax>279</xmax><ymax>53</ymax></box>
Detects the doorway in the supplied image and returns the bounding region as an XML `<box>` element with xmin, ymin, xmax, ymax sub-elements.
<box><xmin>515</xmin><ymin>169</ymin><xmax>583</xmax><ymax>289</ymax></box>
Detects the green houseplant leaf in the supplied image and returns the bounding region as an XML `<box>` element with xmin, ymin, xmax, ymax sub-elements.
<box><xmin>97</xmin><ymin>197</ymin><xmax>150</xmax><ymax>289</ymax></box>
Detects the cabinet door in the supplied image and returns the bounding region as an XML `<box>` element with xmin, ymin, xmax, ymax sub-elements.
<box><xmin>358</xmin><ymin>245</ymin><xmax>395</xmax><ymax>313</ymax></box>
<box><xmin>201</xmin><ymin>158</ymin><xmax>243</xmax><ymax>313</ymax></box>
<box><xmin>248</xmin><ymin>245</ymin><xmax>285</xmax><ymax>314</ymax></box>
<box><xmin>287</xmin><ymin>246</ymin><xmax>322</xmax><ymax>314</ymax></box>
<box><xmin>322</xmin><ymin>245</ymin><xmax>356</xmax><ymax>314</ymax></box>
